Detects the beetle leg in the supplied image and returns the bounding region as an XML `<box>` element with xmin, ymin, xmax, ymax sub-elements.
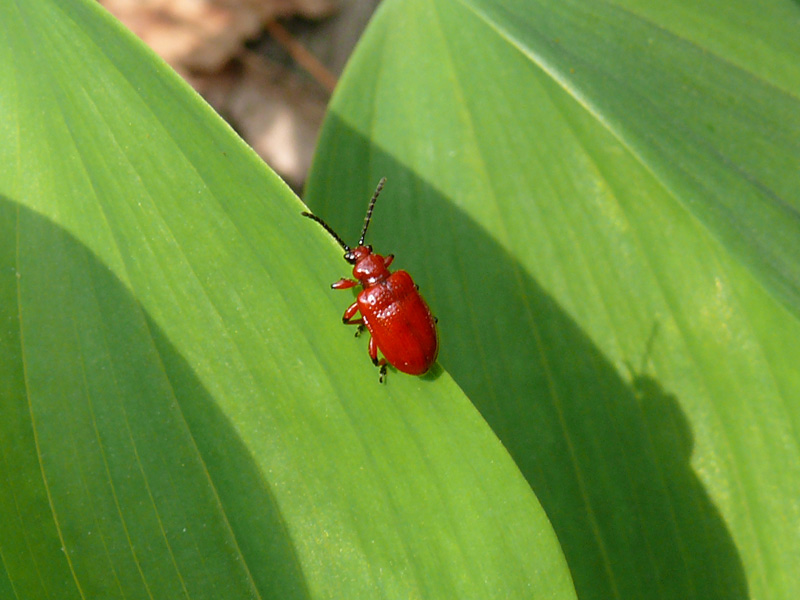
<box><xmin>368</xmin><ymin>336</ymin><xmax>388</xmax><ymax>383</ymax></box>
<box><xmin>383</xmin><ymin>254</ymin><xmax>395</xmax><ymax>268</ymax></box>
<box><xmin>342</xmin><ymin>301</ymin><xmax>362</xmax><ymax>325</ymax></box>
<box><xmin>342</xmin><ymin>304</ymin><xmax>367</xmax><ymax>340</ymax></box>
<box><xmin>368</xmin><ymin>335</ymin><xmax>379</xmax><ymax>364</ymax></box>
<box><xmin>331</xmin><ymin>278</ymin><xmax>358</xmax><ymax>290</ymax></box>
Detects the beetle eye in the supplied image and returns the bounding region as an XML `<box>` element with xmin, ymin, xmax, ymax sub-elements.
<box><xmin>367</xmin><ymin>245</ymin><xmax>373</xmax><ymax>252</ymax></box>
<box><xmin>344</xmin><ymin>251</ymin><xmax>356</xmax><ymax>264</ymax></box>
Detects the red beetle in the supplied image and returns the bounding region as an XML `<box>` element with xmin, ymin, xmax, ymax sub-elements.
<box><xmin>302</xmin><ymin>178</ymin><xmax>438</xmax><ymax>382</ymax></box>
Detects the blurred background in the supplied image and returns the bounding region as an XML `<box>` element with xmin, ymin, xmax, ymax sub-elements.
<box><xmin>99</xmin><ymin>0</ymin><xmax>380</xmax><ymax>192</ymax></box>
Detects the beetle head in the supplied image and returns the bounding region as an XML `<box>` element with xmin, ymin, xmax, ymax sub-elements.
<box><xmin>351</xmin><ymin>246</ymin><xmax>390</xmax><ymax>286</ymax></box>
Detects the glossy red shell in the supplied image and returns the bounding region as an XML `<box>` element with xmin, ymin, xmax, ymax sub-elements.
<box><xmin>301</xmin><ymin>178</ymin><xmax>438</xmax><ymax>379</ymax></box>
<box><xmin>358</xmin><ymin>270</ymin><xmax>438</xmax><ymax>375</ymax></box>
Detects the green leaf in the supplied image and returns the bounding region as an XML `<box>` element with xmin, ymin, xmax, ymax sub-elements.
<box><xmin>306</xmin><ymin>0</ymin><xmax>800</xmax><ymax>598</ymax></box>
<box><xmin>0</xmin><ymin>0</ymin><xmax>573</xmax><ymax>599</ymax></box>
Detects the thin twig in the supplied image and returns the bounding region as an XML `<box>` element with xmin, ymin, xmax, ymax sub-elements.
<box><xmin>265</xmin><ymin>20</ymin><xmax>338</xmax><ymax>94</ymax></box>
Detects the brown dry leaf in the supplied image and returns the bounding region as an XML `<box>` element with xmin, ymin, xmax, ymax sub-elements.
<box><xmin>98</xmin><ymin>0</ymin><xmax>366</xmax><ymax>189</ymax></box>
<box><xmin>100</xmin><ymin>0</ymin><xmax>337</xmax><ymax>74</ymax></box>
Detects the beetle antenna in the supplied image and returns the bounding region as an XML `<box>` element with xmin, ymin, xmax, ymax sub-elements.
<box><xmin>301</xmin><ymin>211</ymin><xmax>351</xmax><ymax>253</ymax></box>
<box><xmin>358</xmin><ymin>177</ymin><xmax>387</xmax><ymax>246</ymax></box>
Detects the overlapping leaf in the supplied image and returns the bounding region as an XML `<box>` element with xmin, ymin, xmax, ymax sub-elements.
<box><xmin>306</xmin><ymin>0</ymin><xmax>800</xmax><ymax>598</ymax></box>
<box><xmin>0</xmin><ymin>0</ymin><xmax>573</xmax><ymax>598</ymax></box>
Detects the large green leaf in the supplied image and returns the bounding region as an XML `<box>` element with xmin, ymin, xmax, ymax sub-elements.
<box><xmin>306</xmin><ymin>0</ymin><xmax>800</xmax><ymax>598</ymax></box>
<box><xmin>0</xmin><ymin>0</ymin><xmax>573</xmax><ymax>598</ymax></box>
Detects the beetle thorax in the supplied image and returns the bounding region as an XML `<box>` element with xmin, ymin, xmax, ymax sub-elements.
<box><xmin>350</xmin><ymin>246</ymin><xmax>390</xmax><ymax>287</ymax></box>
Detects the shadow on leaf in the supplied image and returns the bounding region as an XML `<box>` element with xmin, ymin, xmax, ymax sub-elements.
<box><xmin>1</xmin><ymin>197</ymin><xmax>308</xmax><ymax>599</ymax></box>
<box><xmin>306</xmin><ymin>115</ymin><xmax>748</xmax><ymax>600</ymax></box>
